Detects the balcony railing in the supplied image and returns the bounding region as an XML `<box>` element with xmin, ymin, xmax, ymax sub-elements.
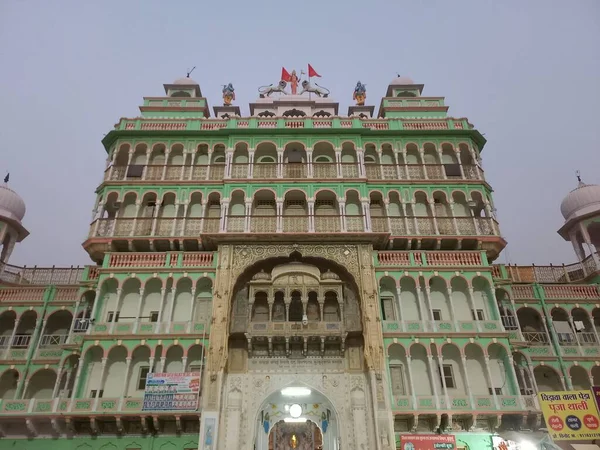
<box><xmin>522</xmin><ymin>332</ymin><xmax>550</xmax><ymax>345</ymax></box>
<box><xmin>493</xmin><ymin>253</ymin><xmax>600</xmax><ymax>284</ymax></box>
<box><xmin>0</xmin><ymin>397</ymin><xmax>200</xmax><ymax>416</ymax></box>
<box><xmin>0</xmin><ymin>263</ymin><xmax>98</xmax><ymax>285</ymax></box>
<box><xmin>89</xmin><ymin>320</ymin><xmax>210</xmax><ymax>335</ymax></box>
<box><xmin>114</xmin><ymin>116</ymin><xmax>473</xmax><ymax>132</ymax></box>
<box><xmin>88</xmin><ymin>215</ymin><xmax>500</xmax><ymax>239</ymax></box>
<box><xmin>248</xmin><ymin>321</ymin><xmax>342</xmax><ymax>336</ymax></box>
<box><xmin>106</xmin><ymin>251</ymin><xmax>215</xmax><ymax>269</ymax></box>
<box><xmin>377</xmin><ymin>250</ymin><xmax>484</xmax><ymax>267</ymax></box>
<box><xmin>104</xmin><ymin>162</ymin><xmax>484</xmax><ymax>182</ymax></box>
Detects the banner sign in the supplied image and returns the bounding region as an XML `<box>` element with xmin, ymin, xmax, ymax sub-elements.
<box><xmin>538</xmin><ymin>390</ymin><xmax>600</xmax><ymax>441</ymax></box>
<box><xmin>142</xmin><ymin>372</ymin><xmax>200</xmax><ymax>412</ymax></box>
<box><xmin>400</xmin><ymin>434</ymin><xmax>456</xmax><ymax>449</ymax></box>
<box><xmin>593</xmin><ymin>386</ymin><xmax>600</xmax><ymax>414</ymax></box>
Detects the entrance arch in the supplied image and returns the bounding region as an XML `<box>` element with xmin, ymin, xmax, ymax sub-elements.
<box><xmin>255</xmin><ymin>383</ymin><xmax>339</xmax><ymax>450</ymax></box>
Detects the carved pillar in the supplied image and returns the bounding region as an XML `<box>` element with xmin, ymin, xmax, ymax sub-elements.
<box><xmin>483</xmin><ymin>355</ymin><xmax>500</xmax><ymax>410</ymax></box>
<box><xmin>133</xmin><ymin>288</ymin><xmax>145</xmax><ymax>333</ymax></box>
<box><xmin>460</xmin><ymin>355</ymin><xmax>476</xmax><ymax>410</ymax></box>
<box><xmin>426</xmin><ymin>354</ymin><xmax>441</xmax><ymax>409</ymax></box>
<box><xmin>118</xmin><ymin>357</ymin><xmax>133</xmax><ymax>409</ymax></box>
<box><xmin>109</xmin><ymin>288</ymin><xmax>124</xmax><ymax>334</ymax></box>
<box><xmin>307</xmin><ymin>148</ymin><xmax>313</xmax><ymax>178</ymax></box>
<box><xmin>276</xmin><ymin>198</ymin><xmax>283</xmax><ymax>233</ymax></box>
<box><xmin>93</xmin><ymin>357</ymin><xmax>108</xmax><ymax>411</ymax></box>
<box><xmin>335</xmin><ymin>148</ymin><xmax>342</xmax><ymax>178</ymax></box>
<box><xmin>446</xmin><ymin>286</ymin><xmax>459</xmax><ymax>331</ymax></box>
<box><xmin>248</xmin><ymin>149</ymin><xmax>255</xmax><ymax>179</ymax></box>
<box><xmin>155</xmin><ymin>287</ymin><xmax>167</xmax><ymax>333</ymax></box>
<box><xmin>276</xmin><ymin>148</ymin><xmax>284</xmax><ymax>178</ymax></box>
<box><xmin>467</xmin><ymin>287</ymin><xmax>482</xmax><ymax>332</ymax></box>
<box><xmin>339</xmin><ymin>199</ymin><xmax>346</xmax><ymax>232</ymax></box>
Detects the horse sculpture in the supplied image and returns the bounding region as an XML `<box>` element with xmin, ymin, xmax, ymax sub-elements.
<box><xmin>258</xmin><ymin>80</ymin><xmax>287</xmax><ymax>98</ymax></box>
<box><xmin>299</xmin><ymin>80</ymin><xmax>330</xmax><ymax>97</ymax></box>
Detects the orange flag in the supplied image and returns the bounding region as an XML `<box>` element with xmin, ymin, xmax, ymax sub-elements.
<box><xmin>308</xmin><ymin>64</ymin><xmax>321</xmax><ymax>78</ymax></box>
<box><xmin>281</xmin><ymin>67</ymin><xmax>292</xmax><ymax>82</ymax></box>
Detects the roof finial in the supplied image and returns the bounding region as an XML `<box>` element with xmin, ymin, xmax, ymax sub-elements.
<box><xmin>3</xmin><ymin>173</ymin><xmax>8</xmax><ymax>184</ymax></box>
<box><xmin>576</xmin><ymin>170</ymin><xmax>582</xmax><ymax>183</ymax></box>
<box><xmin>186</xmin><ymin>66</ymin><xmax>196</xmax><ymax>78</ymax></box>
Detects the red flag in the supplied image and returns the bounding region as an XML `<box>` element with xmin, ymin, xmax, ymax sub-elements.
<box><xmin>281</xmin><ymin>67</ymin><xmax>292</xmax><ymax>82</ymax></box>
<box><xmin>308</xmin><ymin>64</ymin><xmax>321</xmax><ymax>78</ymax></box>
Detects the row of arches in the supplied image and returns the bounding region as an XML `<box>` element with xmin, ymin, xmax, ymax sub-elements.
<box><xmin>0</xmin><ymin>343</ymin><xmax>205</xmax><ymax>401</ymax></box>
<box><xmin>92</xmin><ymin>188</ymin><xmax>496</xmax><ymax>237</ymax></box>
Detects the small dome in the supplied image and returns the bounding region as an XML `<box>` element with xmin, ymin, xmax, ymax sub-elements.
<box><xmin>252</xmin><ymin>269</ymin><xmax>271</xmax><ymax>281</ymax></box>
<box><xmin>173</xmin><ymin>77</ymin><xmax>199</xmax><ymax>85</ymax></box>
<box><xmin>390</xmin><ymin>76</ymin><xmax>415</xmax><ymax>86</ymax></box>
<box><xmin>0</xmin><ymin>184</ymin><xmax>26</xmax><ymax>222</ymax></box>
<box><xmin>560</xmin><ymin>181</ymin><xmax>600</xmax><ymax>220</ymax></box>
<box><xmin>321</xmin><ymin>270</ymin><xmax>340</xmax><ymax>281</ymax></box>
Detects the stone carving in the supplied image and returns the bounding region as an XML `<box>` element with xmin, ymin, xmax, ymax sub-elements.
<box><xmin>259</xmin><ymin>80</ymin><xmax>288</xmax><ymax>98</ymax></box>
<box><xmin>230</xmin><ymin>287</ymin><xmax>249</xmax><ymax>333</ymax></box>
<box><xmin>299</xmin><ymin>80</ymin><xmax>330</xmax><ymax>98</ymax></box>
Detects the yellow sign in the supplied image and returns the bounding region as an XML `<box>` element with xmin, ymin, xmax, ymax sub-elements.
<box><xmin>539</xmin><ymin>390</ymin><xmax>600</xmax><ymax>441</ymax></box>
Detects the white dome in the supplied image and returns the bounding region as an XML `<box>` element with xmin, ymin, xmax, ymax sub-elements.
<box><xmin>390</xmin><ymin>76</ymin><xmax>415</xmax><ymax>85</ymax></box>
<box><xmin>173</xmin><ymin>77</ymin><xmax>199</xmax><ymax>85</ymax></box>
<box><xmin>560</xmin><ymin>181</ymin><xmax>600</xmax><ymax>220</ymax></box>
<box><xmin>0</xmin><ymin>184</ymin><xmax>26</xmax><ymax>222</ymax></box>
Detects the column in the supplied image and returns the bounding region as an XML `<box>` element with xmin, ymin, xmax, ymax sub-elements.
<box><xmin>220</xmin><ymin>200</ymin><xmax>230</xmax><ymax>232</ymax></box>
<box><xmin>361</xmin><ymin>199</ymin><xmax>371</xmax><ymax>232</ymax></box>
<box><xmin>277</xmin><ymin>148</ymin><xmax>284</xmax><ymax>178</ymax></box>
<box><xmin>384</xmin><ymin>199</ymin><xmax>392</xmax><ymax>233</ymax></box>
<box><xmin>161</xmin><ymin>148</ymin><xmax>170</xmax><ymax>181</ymax></box>
<box><xmin>339</xmin><ymin>200</ymin><xmax>347</xmax><ymax>232</ymax></box>
<box><xmin>483</xmin><ymin>355</ymin><xmax>499</xmax><ymax>409</ymax></box>
<box><xmin>446</xmin><ymin>286</ymin><xmax>459</xmax><ymax>331</ymax></box>
<box><xmin>155</xmin><ymin>287</ymin><xmax>167</xmax><ymax>333</ymax></box>
<box><xmin>415</xmin><ymin>280</ymin><xmax>428</xmax><ymax>331</ymax></box>
<box><xmin>224</xmin><ymin>150</ymin><xmax>233</xmax><ymax>179</ymax></box>
<box><xmin>401</xmin><ymin>202</ymin><xmax>410</xmax><ymax>235</ymax></box>
<box><xmin>580</xmin><ymin>223</ymin><xmax>600</xmax><ymax>268</ymax></box>
<box><xmin>92</xmin><ymin>200</ymin><xmax>107</xmax><ymax>236</ymax></box>
<box><xmin>426</xmin><ymin>354</ymin><xmax>441</xmax><ymax>409</ymax></box>
<box><xmin>469</xmin><ymin>148</ymin><xmax>482</xmax><ymax>179</ymax></box>
<box><xmin>187</xmin><ymin>288</ymin><xmax>196</xmax><ymax>333</ymax></box>
<box><xmin>437</xmin><ymin>355</ymin><xmax>450</xmax><ymax>409</ymax></box>
<box><xmin>150</xmin><ymin>201</ymin><xmax>162</xmax><ymax>236</ymax></box>
<box><xmin>170</xmin><ymin>202</ymin><xmax>180</xmax><ymax>236</ymax></box>
<box><xmin>109</xmin><ymin>288</ymin><xmax>123</xmax><ymax>334</ymax></box>
<box><xmin>308</xmin><ymin>199</ymin><xmax>315</xmax><ymax>232</ymax></box>
<box><xmin>424</xmin><ymin>286</ymin><xmax>437</xmax><ymax>332</ymax></box>
<box><xmin>507</xmin><ymin>356</ymin><xmax>526</xmax><ymax>409</ymax></box>
<box><xmin>376</xmin><ymin>150</ymin><xmax>384</xmax><ymax>179</ymax></box>
<box><xmin>205</xmin><ymin>149</ymin><xmax>213</xmax><ymax>181</ymax></box>
<box><xmin>335</xmin><ymin>148</ymin><xmax>342</xmax><ymax>178</ymax></box>
<box><xmin>395</xmin><ymin>286</ymin><xmax>405</xmax><ymax>332</ymax></box>
<box><xmin>405</xmin><ymin>355</ymin><xmax>417</xmax><ymax>409</ymax></box>
<box><xmin>244</xmin><ymin>200</ymin><xmax>252</xmax><ymax>232</ymax></box>
<box><xmin>68</xmin><ymin>361</ymin><xmax>84</xmax><ymax>408</ymax></box>
<box><xmin>129</xmin><ymin>201</ymin><xmax>143</xmax><ymax>237</ymax></box>
<box><xmin>460</xmin><ymin>355</ymin><xmax>475</xmax><ymax>410</ymax></box>
<box><xmin>356</xmin><ymin>148</ymin><xmax>366</xmax><ymax>178</ymax></box>
<box><xmin>467</xmin><ymin>287</ymin><xmax>482</xmax><ymax>332</ymax></box>
<box><xmin>437</xmin><ymin>147</ymin><xmax>447</xmax><ymax>180</ymax></box>
<box><xmin>248</xmin><ymin>149</ymin><xmax>255</xmax><ymax>179</ymax></box>
<box><xmin>455</xmin><ymin>149</ymin><xmax>465</xmax><ymax>179</ymax></box>
<box><xmin>87</xmin><ymin>286</ymin><xmax>102</xmax><ymax>333</ymax></box>
<box><xmin>276</xmin><ymin>198</ymin><xmax>284</xmax><ymax>232</ymax></box>
<box><xmin>166</xmin><ymin>287</ymin><xmax>177</xmax><ymax>326</ymax></box>
<box><xmin>51</xmin><ymin>365</ymin><xmax>65</xmax><ymax>399</ymax></box>
<box><xmin>449</xmin><ymin>202</ymin><xmax>459</xmax><ymax>235</ymax></box>
<box><xmin>118</xmin><ymin>357</ymin><xmax>132</xmax><ymax>410</ymax></box>
<box><xmin>419</xmin><ymin>147</ymin><xmax>427</xmax><ymax>180</ymax></box>
<box><xmin>106</xmin><ymin>149</ymin><xmax>118</xmax><ymax>180</ymax></box>
<box><xmin>67</xmin><ymin>298</ymin><xmax>81</xmax><ymax>342</ymax></box>
<box><xmin>180</xmin><ymin>201</ymin><xmax>189</xmax><ymax>237</ymax></box>
<box><xmin>401</xmin><ymin>148</ymin><xmax>409</xmax><ymax>180</ymax></box>
<box><xmin>93</xmin><ymin>357</ymin><xmax>108</xmax><ymax>411</ymax></box>
<box><xmin>429</xmin><ymin>200</ymin><xmax>440</xmax><ymax>235</ymax></box>
<box><xmin>484</xmin><ymin>201</ymin><xmax>498</xmax><ymax>235</ymax></box>
<box><xmin>307</xmin><ymin>148</ymin><xmax>313</xmax><ymax>178</ymax></box>
<box><xmin>199</xmin><ymin>201</ymin><xmax>206</xmax><ymax>234</ymax></box>
<box><xmin>133</xmin><ymin>288</ymin><xmax>145</xmax><ymax>333</ymax></box>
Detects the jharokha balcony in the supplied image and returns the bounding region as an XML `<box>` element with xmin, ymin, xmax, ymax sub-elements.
<box><xmin>83</xmin><ymin>213</ymin><xmax>503</xmax><ymax>262</ymax></box>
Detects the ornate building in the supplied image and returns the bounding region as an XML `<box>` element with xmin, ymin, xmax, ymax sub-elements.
<box><xmin>0</xmin><ymin>71</ymin><xmax>599</xmax><ymax>450</ymax></box>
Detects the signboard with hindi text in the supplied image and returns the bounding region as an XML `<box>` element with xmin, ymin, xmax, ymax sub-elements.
<box><xmin>400</xmin><ymin>434</ymin><xmax>456</xmax><ymax>450</ymax></box>
<box><xmin>142</xmin><ymin>372</ymin><xmax>200</xmax><ymax>412</ymax></box>
<box><xmin>538</xmin><ymin>390</ymin><xmax>600</xmax><ymax>441</ymax></box>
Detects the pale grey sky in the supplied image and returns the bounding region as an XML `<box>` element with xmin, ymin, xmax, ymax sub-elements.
<box><xmin>1</xmin><ymin>0</ymin><xmax>599</xmax><ymax>267</ymax></box>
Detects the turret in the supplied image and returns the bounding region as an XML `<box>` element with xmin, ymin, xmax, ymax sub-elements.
<box><xmin>0</xmin><ymin>175</ymin><xmax>29</xmax><ymax>265</ymax></box>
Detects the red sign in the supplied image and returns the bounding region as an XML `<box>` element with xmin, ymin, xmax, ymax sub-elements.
<box><xmin>400</xmin><ymin>434</ymin><xmax>456</xmax><ymax>450</ymax></box>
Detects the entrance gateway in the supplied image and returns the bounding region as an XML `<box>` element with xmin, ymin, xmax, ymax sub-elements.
<box><xmin>255</xmin><ymin>385</ymin><xmax>337</xmax><ymax>450</ymax></box>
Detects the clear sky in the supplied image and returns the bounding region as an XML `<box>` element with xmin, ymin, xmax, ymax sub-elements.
<box><xmin>1</xmin><ymin>0</ymin><xmax>599</xmax><ymax>267</ymax></box>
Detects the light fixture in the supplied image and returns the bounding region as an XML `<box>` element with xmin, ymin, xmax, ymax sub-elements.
<box><xmin>289</xmin><ymin>404</ymin><xmax>302</xmax><ymax>418</ymax></box>
<box><xmin>281</xmin><ymin>387</ymin><xmax>311</xmax><ymax>397</ymax></box>
<box><xmin>284</xmin><ymin>418</ymin><xmax>307</xmax><ymax>423</ymax></box>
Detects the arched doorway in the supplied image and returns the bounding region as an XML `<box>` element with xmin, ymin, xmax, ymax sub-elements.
<box><xmin>269</xmin><ymin>420</ymin><xmax>323</xmax><ymax>450</ymax></box>
<box><xmin>256</xmin><ymin>384</ymin><xmax>338</xmax><ymax>450</ymax></box>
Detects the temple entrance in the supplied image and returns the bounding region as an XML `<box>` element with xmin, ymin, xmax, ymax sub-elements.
<box><xmin>268</xmin><ymin>420</ymin><xmax>323</xmax><ymax>450</ymax></box>
<box><xmin>254</xmin><ymin>384</ymin><xmax>339</xmax><ymax>450</ymax></box>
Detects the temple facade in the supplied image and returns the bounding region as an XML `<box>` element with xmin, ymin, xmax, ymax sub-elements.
<box><xmin>0</xmin><ymin>71</ymin><xmax>599</xmax><ymax>450</ymax></box>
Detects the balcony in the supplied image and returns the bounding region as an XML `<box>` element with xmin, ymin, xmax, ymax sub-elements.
<box><xmin>89</xmin><ymin>320</ymin><xmax>209</xmax><ymax>336</ymax></box>
<box><xmin>103</xmin><ymin>162</ymin><xmax>484</xmax><ymax>183</ymax></box>
<box><xmin>493</xmin><ymin>253</ymin><xmax>600</xmax><ymax>284</ymax></box>
<box><xmin>382</xmin><ymin>319</ymin><xmax>504</xmax><ymax>334</ymax></box>
<box><xmin>0</xmin><ymin>262</ymin><xmax>99</xmax><ymax>285</ymax></box>
<box><xmin>105</xmin><ymin>251</ymin><xmax>215</xmax><ymax>269</ymax></box>
<box><xmin>247</xmin><ymin>321</ymin><xmax>342</xmax><ymax>337</ymax></box>
<box><xmin>88</xmin><ymin>215</ymin><xmax>500</xmax><ymax>239</ymax></box>
<box><xmin>391</xmin><ymin>394</ymin><xmax>523</xmax><ymax>413</ymax></box>
<box><xmin>0</xmin><ymin>397</ymin><xmax>199</xmax><ymax>417</ymax></box>
<box><xmin>112</xmin><ymin>116</ymin><xmax>473</xmax><ymax>133</ymax></box>
<box><xmin>376</xmin><ymin>250</ymin><xmax>486</xmax><ymax>267</ymax></box>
